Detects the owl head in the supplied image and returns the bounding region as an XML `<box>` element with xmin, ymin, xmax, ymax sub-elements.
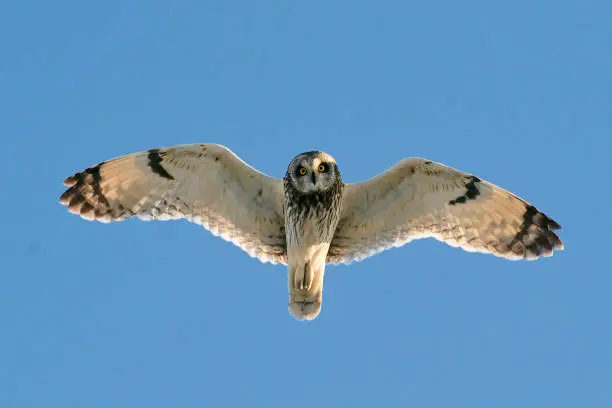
<box><xmin>286</xmin><ymin>151</ymin><xmax>341</xmax><ymax>194</ymax></box>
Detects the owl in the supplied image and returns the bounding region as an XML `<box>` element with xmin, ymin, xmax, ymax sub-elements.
<box><xmin>60</xmin><ymin>144</ymin><xmax>564</xmax><ymax>320</ymax></box>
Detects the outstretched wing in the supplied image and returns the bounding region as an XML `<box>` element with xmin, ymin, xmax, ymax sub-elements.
<box><xmin>60</xmin><ymin>143</ymin><xmax>287</xmax><ymax>264</ymax></box>
<box><xmin>328</xmin><ymin>158</ymin><xmax>563</xmax><ymax>264</ymax></box>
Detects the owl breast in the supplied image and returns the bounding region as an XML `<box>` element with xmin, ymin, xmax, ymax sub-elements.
<box><xmin>283</xmin><ymin>178</ymin><xmax>344</xmax><ymax>250</ymax></box>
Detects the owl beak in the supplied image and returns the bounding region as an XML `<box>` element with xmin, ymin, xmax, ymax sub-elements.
<box><xmin>311</xmin><ymin>173</ymin><xmax>316</xmax><ymax>185</ymax></box>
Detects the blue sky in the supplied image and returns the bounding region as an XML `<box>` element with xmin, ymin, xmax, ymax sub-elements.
<box><xmin>1</xmin><ymin>1</ymin><xmax>610</xmax><ymax>407</ymax></box>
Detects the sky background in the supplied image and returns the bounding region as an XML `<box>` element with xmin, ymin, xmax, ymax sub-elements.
<box><xmin>1</xmin><ymin>1</ymin><xmax>610</xmax><ymax>407</ymax></box>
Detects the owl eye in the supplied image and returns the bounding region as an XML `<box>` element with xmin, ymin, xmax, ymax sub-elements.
<box><xmin>318</xmin><ymin>164</ymin><xmax>327</xmax><ymax>172</ymax></box>
<box><xmin>299</xmin><ymin>167</ymin><xmax>307</xmax><ymax>176</ymax></box>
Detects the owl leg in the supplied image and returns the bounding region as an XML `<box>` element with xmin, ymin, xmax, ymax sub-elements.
<box><xmin>294</xmin><ymin>261</ymin><xmax>315</xmax><ymax>291</ymax></box>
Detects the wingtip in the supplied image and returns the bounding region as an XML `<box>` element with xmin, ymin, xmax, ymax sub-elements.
<box><xmin>63</xmin><ymin>174</ymin><xmax>79</xmax><ymax>187</ymax></box>
<box><xmin>59</xmin><ymin>188</ymin><xmax>73</xmax><ymax>205</ymax></box>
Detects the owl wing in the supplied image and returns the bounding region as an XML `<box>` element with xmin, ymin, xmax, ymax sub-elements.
<box><xmin>60</xmin><ymin>143</ymin><xmax>287</xmax><ymax>264</ymax></box>
<box><xmin>327</xmin><ymin>158</ymin><xmax>563</xmax><ymax>264</ymax></box>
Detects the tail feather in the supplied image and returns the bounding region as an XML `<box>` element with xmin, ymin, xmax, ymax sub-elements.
<box><xmin>289</xmin><ymin>291</ymin><xmax>323</xmax><ymax>321</ymax></box>
<box><xmin>288</xmin><ymin>262</ymin><xmax>325</xmax><ymax>321</ymax></box>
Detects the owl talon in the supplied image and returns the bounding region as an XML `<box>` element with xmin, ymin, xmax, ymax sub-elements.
<box><xmin>294</xmin><ymin>268</ymin><xmax>303</xmax><ymax>290</ymax></box>
<box><xmin>303</xmin><ymin>261</ymin><xmax>314</xmax><ymax>291</ymax></box>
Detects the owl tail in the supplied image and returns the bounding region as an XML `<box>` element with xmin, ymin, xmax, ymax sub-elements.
<box><xmin>288</xmin><ymin>261</ymin><xmax>325</xmax><ymax>321</ymax></box>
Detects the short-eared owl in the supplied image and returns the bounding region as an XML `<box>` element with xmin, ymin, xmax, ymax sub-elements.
<box><xmin>60</xmin><ymin>144</ymin><xmax>564</xmax><ymax>320</ymax></box>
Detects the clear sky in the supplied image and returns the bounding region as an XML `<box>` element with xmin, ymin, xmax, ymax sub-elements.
<box><xmin>1</xmin><ymin>1</ymin><xmax>610</xmax><ymax>407</ymax></box>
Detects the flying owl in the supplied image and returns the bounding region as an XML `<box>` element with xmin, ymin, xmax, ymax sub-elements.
<box><xmin>59</xmin><ymin>144</ymin><xmax>564</xmax><ymax>320</ymax></box>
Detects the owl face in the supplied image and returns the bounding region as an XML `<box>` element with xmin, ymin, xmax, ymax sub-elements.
<box><xmin>287</xmin><ymin>151</ymin><xmax>339</xmax><ymax>194</ymax></box>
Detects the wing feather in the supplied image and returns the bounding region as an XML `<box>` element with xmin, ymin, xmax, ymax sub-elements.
<box><xmin>328</xmin><ymin>158</ymin><xmax>563</xmax><ymax>264</ymax></box>
<box><xmin>60</xmin><ymin>144</ymin><xmax>287</xmax><ymax>264</ymax></box>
